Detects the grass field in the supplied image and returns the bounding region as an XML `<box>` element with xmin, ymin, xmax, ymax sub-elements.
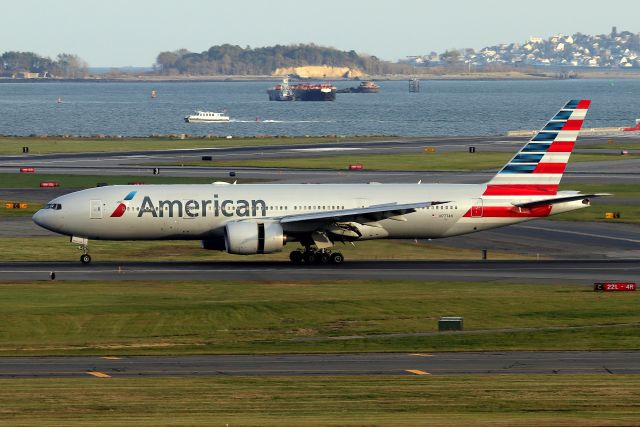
<box><xmin>160</xmin><ymin>151</ymin><xmax>639</xmax><ymax>171</ymax></box>
<box><xmin>1</xmin><ymin>375</ymin><xmax>638</xmax><ymax>426</ymax></box>
<box><xmin>0</xmin><ymin>280</ymin><xmax>638</xmax><ymax>356</ymax></box>
<box><xmin>559</xmin><ymin>183</ymin><xmax>640</xmax><ymax>198</ymax></box>
<box><xmin>551</xmin><ymin>203</ymin><xmax>640</xmax><ymax>224</ymax></box>
<box><xmin>0</xmin><ymin>135</ymin><xmax>396</xmax><ymax>155</ymax></box>
<box><xmin>0</xmin><ymin>237</ymin><xmax>521</xmax><ymax>262</ymax></box>
<box><xmin>581</xmin><ymin>140</ymin><xmax>640</xmax><ymax>150</ymax></box>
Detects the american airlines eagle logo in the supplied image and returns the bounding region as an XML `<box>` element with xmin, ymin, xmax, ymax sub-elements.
<box><xmin>110</xmin><ymin>191</ymin><xmax>137</xmax><ymax>217</ymax></box>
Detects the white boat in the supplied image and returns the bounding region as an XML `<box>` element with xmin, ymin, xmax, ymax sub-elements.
<box><xmin>184</xmin><ymin>111</ymin><xmax>230</xmax><ymax>123</ymax></box>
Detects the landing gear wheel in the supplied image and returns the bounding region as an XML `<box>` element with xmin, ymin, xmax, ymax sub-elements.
<box><xmin>318</xmin><ymin>252</ymin><xmax>331</xmax><ymax>264</ymax></box>
<box><xmin>330</xmin><ymin>252</ymin><xmax>344</xmax><ymax>265</ymax></box>
<box><xmin>80</xmin><ymin>254</ymin><xmax>92</xmax><ymax>265</ymax></box>
<box><xmin>289</xmin><ymin>251</ymin><xmax>303</xmax><ymax>264</ymax></box>
<box><xmin>303</xmin><ymin>251</ymin><xmax>316</xmax><ymax>264</ymax></box>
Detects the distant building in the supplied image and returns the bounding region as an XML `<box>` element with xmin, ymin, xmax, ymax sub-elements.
<box><xmin>16</xmin><ymin>71</ymin><xmax>40</xmax><ymax>79</ymax></box>
<box><xmin>413</xmin><ymin>28</ymin><xmax>639</xmax><ymax>69</ymax></box>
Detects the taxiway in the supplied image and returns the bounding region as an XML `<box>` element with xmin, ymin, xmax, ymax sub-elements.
<box><xmin>0</xmin><ymin>351</ymin><xmax>638</xmax><ymax>378</ymax></box>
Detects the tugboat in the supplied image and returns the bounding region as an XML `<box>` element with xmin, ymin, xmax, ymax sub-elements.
<box><xmin>184</xmin><ymin>111</ymin><xmax>230</xmax><ymax>123</ymax></box>
<box><xmin>267</xmin><ymin>78</ymin><xmax>336</xmax><ymax>101</ymax></box>
<box><xmin>267</xmin><ymin>77</ymin><xmax>294</xmax><ymax>101</ymax></box>
<box><xmin>336</xmin><ymin>81</ymin><xmax>380</xmax><ymax>94</ymax></box>
<box><xmin>354</xmin><ymin>81</ymin><xmax>380</xmax><ymax>93</ymax></box>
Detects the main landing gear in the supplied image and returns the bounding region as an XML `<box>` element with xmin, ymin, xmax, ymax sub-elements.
<box><xmin>289</xmin><ymin>248</ymin><xmax>344</xmax><ymax>265</ymax></box>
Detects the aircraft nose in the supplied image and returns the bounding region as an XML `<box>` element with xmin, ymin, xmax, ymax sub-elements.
<box><xmin>32</xmin><ymin>209</ymin><xmax>55</xmax><ymax>232</ymax></box>
<box><xmin>32</xmin><ymin>209</ymin><xmax>46</xmax><ymax>227</ymax></box>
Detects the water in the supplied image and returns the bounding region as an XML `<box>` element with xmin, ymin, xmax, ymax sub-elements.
<box><xmin>0</xmin><ymin>79</ymin><xmax>638</xmax><ymax>137</ymax></box>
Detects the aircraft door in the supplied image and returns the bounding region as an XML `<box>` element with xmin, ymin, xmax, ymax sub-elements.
<box><xmin>471</xmin><ymin>198</ymin><xmax>483</xmax><ymax>218</ymax></box>
<box><xmin>90</xmin><ymin>200</ymin><xmax>103</xmax><ymax>219</ymax></box>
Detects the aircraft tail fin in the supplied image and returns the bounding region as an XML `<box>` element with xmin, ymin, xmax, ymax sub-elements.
<box><xmin>485</xmin><ymin>99</ymin><xmax>591</xmax><ymax>196</ymax></box>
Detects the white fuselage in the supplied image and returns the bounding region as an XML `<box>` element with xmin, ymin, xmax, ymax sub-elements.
<box><xmin>32</xmin><ymin>182</ymin><xmax>587</xmax><ymax>243</ymax></box>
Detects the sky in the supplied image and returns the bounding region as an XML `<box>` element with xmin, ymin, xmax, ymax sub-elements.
<box><xmin>2</xmin><ymin>0</ymin><xmax>639</xmax><ymax>67</ymax></box>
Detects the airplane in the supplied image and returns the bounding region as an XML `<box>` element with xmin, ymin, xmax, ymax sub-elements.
<box><xmin>33</xmin><ymin>99</ymin><xmax>608</xmax><ymax>265</ymax></box>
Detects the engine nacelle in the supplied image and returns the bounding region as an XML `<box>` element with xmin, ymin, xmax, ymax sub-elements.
<box><xmin>224</xmin><ymin>221</ymin><xmax>285</xmax><ymax>255</ymax></box>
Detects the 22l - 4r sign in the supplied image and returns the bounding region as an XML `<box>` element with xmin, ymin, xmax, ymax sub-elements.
<box><xmin>594</xmin><ymin>282</ymin><xmax>637</xmax><ymax>292</ymax></box>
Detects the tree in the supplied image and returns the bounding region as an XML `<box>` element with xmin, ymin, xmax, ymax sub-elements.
<box><xmin>153</xmin><ymin>44</ymin><xmax>414</xmax><ymax>76</ymax></box>
<box><xmin>156</xmin><ymin>51</ymin><xmax>180</xmax><ymax>73</ymax></box>
<box><xmin>54</xmin><ymin>53</ymin><xmax>88</xmax><ymax>78</ymax></box>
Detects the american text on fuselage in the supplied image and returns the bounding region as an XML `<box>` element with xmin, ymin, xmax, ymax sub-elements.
<box><xmin>137</xmin><ymin>195</ymin><xmax>267</xmax><ymax>218</ymax></box>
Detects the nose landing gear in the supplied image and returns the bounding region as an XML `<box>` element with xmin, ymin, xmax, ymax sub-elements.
<box><xmin>73</xmin><ymin>238</ymin><xmax>92</xmax><ymax>265</ymax></box>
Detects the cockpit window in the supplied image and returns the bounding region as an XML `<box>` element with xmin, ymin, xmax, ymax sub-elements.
<box><xmin>45</xmin><ymin>203</ymin><xmax>62</xmax><ymax>210</ymax></box>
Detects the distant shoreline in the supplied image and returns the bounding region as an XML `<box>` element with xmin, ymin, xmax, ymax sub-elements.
<box><xmin>1</xmin><ymin>70</ymin><xmax>640</xmax><ymax>83</ymax></box>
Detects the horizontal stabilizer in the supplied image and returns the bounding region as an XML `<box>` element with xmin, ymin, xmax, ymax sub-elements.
<box><xmin>512</xmin><ymin>193</ymin><xmax>611</xmax><ymax>209</ymax></box>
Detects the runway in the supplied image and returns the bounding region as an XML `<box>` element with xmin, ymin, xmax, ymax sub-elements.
<box><xmin>1</xmin><ymin>351</ymin><xmax>638</xmax><ymax>378</ymax></box>
<box><xmin>1</xmin><ymin>259</ymin><xmax>638</xmax><ymax>283</ymax></box>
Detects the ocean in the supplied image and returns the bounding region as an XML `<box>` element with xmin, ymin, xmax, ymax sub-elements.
<box><xmin>0</xmin><ymin>79</ymin><xmax>638</xmax><ymax>137</ymax></box>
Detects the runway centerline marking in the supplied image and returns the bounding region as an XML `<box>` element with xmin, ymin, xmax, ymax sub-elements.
<box><xmin>101</xmin><ymin>356</ymin><xmax>121</xmax><ymax>360</ymax></box>
<box><xmin>405</xmin><ymin>369</ymin><xmax>430</xmax><ymax>375</ymax></box>
<box><xmin>515</xmin><ymin>225</ymin><xmax>640</xmax><ymax>244</ymax></box>
<box><xmin>410</xmin><ymin>353</ymin><xmax>433</xmax><ymax>357</ymax></box>
<box><xmin>87</xmin><ymin>371</ymin><xmax>111</xmax><ymax>378</ymax></box>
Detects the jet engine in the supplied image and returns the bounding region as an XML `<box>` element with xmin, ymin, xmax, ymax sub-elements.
<box><xmin>224</xmin><ymin>221</ymin><xmax>286</xmax><ymax>254</ymax></box>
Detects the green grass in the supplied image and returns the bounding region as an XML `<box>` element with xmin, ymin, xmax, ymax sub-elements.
<box><xmin>160</xmin><ymin>151</ymin><xmax>639</xmax><ymax>171</ymax></box>
<box><xmin>0</xmin><ymin>237</ymin><xmax>525</xmax><ymax>262</ymax></box>
<box><xmin>559</xmin><ymin>183</ymin><xmax>640</xmax><ymax>198</ymax></box>
<box><xmin>581</xmin><ymin>140</ymin><xmax>640</xmax><ymax>149</ymax></box>
<box><xmin>551</xmin><ymin>203</ymin><xmax>640</xmax><ymax>224</ymax></box>
<box><xmin>0</xmin><ymin>375</ymin><xmax>638</xmax><ymax>426</ymax></box>
<box><xmin>0</xmin><ymin>280</ymin><xmax>638</xmax><ymax>356</ymax></box>
<box><xmin>0</xmin><ymin>135</ymin><xmax>397</xmax><ymax>155</ymax></box>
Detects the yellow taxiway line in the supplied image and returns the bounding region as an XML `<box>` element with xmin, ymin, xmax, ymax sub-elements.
<box><xmin>87</xmin><ymin>371</ymin><xmax>111</xmax><ymax>378</ymax></box>
<box><xmin>405</xmin><ymin>369</ymin><xmax>430</xmax><ymax>376</ymax></box>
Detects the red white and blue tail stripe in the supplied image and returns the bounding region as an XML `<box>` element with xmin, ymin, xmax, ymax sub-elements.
<box><xmin>485</xmin><ymin>99</ymin><xmax>590</xmax><ymax>196</ymax></box>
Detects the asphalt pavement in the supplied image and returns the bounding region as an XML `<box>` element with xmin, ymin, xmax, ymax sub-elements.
<box><xmin>1</xmin><ymin>259</ymin><xmax>637</xmax><ymax>283</ymax></box>
<box><xmin>0</xmin><ymin>351</ymin><xmax>638</xmax><ymax>378</ymax></box>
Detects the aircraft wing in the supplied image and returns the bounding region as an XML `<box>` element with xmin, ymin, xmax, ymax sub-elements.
<box><xmin>280</xmin><ymin>201</ymin><xmax>447</xmax><ymax>224</ymax></box>
<box><xmin>512</xmin><ymin>193</ymin><xmax>611</xmax><ymax>209</ymax></box>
